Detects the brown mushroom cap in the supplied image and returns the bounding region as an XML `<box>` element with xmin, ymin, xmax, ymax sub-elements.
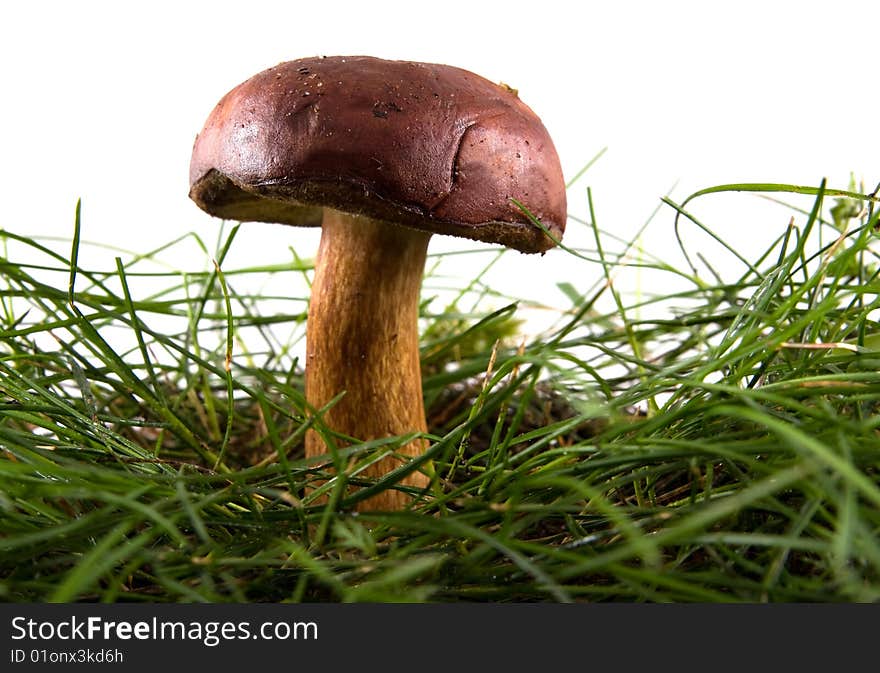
<box><xmin>190</xmin><ymin>56</ymin><xmax>566</xmax><ymax>254</ymax></box>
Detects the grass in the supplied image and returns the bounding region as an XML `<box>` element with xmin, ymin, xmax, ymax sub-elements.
<box><xmin>1</xmin><ymin>179</ymin><xmax>879</xmax><ymax>602</ymax></box>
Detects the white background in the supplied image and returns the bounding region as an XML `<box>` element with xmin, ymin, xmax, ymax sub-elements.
<box><xmin>1</xmin><ymin>0</ymin><xmax>877</xmax><ymax>325</ymax></box>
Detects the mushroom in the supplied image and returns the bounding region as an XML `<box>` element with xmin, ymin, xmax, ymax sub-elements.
<box><xmin>189</xmin><ymin>55</ymin><xmax>567</xmax><ymax>510</ymax></box>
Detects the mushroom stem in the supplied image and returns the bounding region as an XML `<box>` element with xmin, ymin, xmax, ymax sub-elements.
<box><xmin>305</xmin><ymin>208</ymin><xmax>432</xmax><ymax>510</ymax></box>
